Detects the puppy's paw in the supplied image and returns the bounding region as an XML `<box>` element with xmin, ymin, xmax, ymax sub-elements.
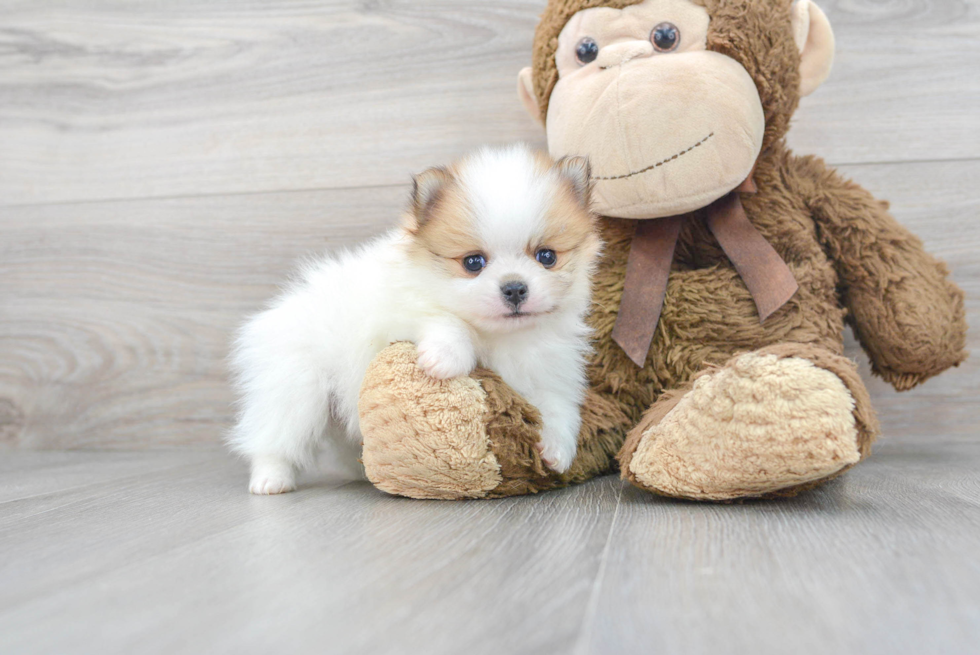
<box><xmin>250</xmin><ymin>475</ymin><xmax>296</xmax><ymax>495</ymax></box>
<box><xmin>249</xmin><ymin>456</ymin><xmax>297</xmax><ymax>495</ymax></box>
<box><xmin>536</xmin><ymin>437</ymin><xmax>577</xmax><ymax>474</ymax></box>
<box><xmin>416</xmin><ymin>340</ymin><xmax>476</xmax><ymax>380</ymax></box>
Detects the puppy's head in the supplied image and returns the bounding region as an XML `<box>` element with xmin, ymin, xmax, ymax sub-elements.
<box><xmin>404</xmin><ymin>145</ymin><xmax>600</xmax><ymax>333</ymax></box>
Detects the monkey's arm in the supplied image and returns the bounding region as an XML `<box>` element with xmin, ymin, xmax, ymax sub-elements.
<box><xmin>796</xmin><ymin>155</ymin><xmax>967</xmax><ymax>391</ymax></box>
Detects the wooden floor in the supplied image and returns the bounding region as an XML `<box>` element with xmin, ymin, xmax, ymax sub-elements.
<box><xmin>1</xmin><ymin>445</ymin><xmax>979</xmax><ymax>655</ymax></box>
<box><xmin>1</xmin><ymin>0</ymin><xmax>979</xmax><ymax>653</ymax></box>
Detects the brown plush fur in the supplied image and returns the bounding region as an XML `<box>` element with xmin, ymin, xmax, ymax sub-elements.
<box><xmin>358</xmin><ymin>0</ymin><xmax>967</xmax><ymax>501</ymax></box>
<box><xmin>516</xmin><ymin>0</ymin><xmax>965</xmax><ymax>497</ymax></box>
<box><xmin>476</xmin><ymin>369</ymin><xmax>632</xmax><ymax>497</ymax></box>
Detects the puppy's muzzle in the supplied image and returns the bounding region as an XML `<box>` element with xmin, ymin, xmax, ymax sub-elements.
<box><xmin>501</xmin><ymin>281</ymin><xmax>529</xmax><ymax>310</ymax></box>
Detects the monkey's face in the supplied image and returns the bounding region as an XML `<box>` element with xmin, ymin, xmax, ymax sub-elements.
<box><xmin>545</xmin><ymin>0</ymin><xmax>765</xmax><ymax>219</ymax></box>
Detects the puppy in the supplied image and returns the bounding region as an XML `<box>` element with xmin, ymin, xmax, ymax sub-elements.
<box><xmin>229</xmin><ymin>145</ymin><xmax>601</xmax><ymax>494</ymax></box>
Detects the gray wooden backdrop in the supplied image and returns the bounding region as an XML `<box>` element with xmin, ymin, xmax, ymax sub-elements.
<box><xmin>1</xmin><ymin>0</ymin><xmax>977</xmax><ymax>451</ymax></box>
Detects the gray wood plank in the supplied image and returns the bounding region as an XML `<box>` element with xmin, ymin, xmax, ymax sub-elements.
<box><xmin>0</xmin><ymin>450</ymin><xmax>210</xmax><ymax>504</ymax></box>
<box><xmin>579</xmin><ymin>440</ymin><xmax>980</xmax><ymax>655</ymax></box>
<box><xmin>789</xmin><ymin>0</ymin><xmax>980</xmax><ymax>166</ymax></box>
<box><xmin>0</xmin><ymin>0</ymin><xmax>977</xmax><ymax>207</ymax></box>
<box><xmin>0</xmin><ymin>450</ymin><xmax>621</xmax><ymax>655</ymax></box>
<box><xmin>1</xmin><ymin>447</ymin><xmax>978</xmax><ymax>655</ymax></box>
<box><xmin>0</xmin><ymin>185</ymin><xmax>406</xmax><ymax>309</ymax></box>
<box><xmin>0</xmin><ymin>0</ymin><xmax>547</xmax><ymax>206</ymax></box>
<box><xmin>0</xmin><ymin>185</ymin><xmax>405</xmax><ymax>449</ymax></box>
<box><xmin>2</xmin><ymin>160</ymin><xmax>976</xmax><ymax>450</ymax></box>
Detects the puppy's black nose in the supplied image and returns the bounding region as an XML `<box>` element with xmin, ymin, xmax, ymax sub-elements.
<box><xmin>501</xmin><ymin>281</ymin><xmax>529</xmax><ymax>309</ymax></box>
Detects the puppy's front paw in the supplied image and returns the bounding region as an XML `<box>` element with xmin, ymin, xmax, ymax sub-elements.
<box><xmin>534</xmin><ymin>412</ymin><xmax>580</xmax><ymax>474</ymax></box>
<box><xmin>536</xmin><ymin>437</ymin><xmax>577</xmax><ymax>474</ymax></box>
<box><xmin>417</xmin><ymin>340</ymin><xmax>476</xmax><ymax>380</ymax></box>
<box><xmin>249</xmin><ymin>456</ymin><xmax>296</xmax><ymax>495</ymax></box>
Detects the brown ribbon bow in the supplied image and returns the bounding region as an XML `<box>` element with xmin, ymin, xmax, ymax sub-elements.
<box><xmin>610</xmin><ymin>177</ymin><xmax>799</xmax><ymax>367</ymax></box>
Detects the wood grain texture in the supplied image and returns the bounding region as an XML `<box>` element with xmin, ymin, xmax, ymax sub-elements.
<box><xmin>0</xmin><ymin>0</ymin><xmax>978</xmax><ymax>207</ymax></box>
<box><xmin>0</xmin><ymin>185</ymin><xmax>405</xmax><ymax>448</ymax></box>
<box><xmin>0</xmin><ymin>447</ymin><xmax>977</xmax><ymax>655</ymax></box>
<box><xmin>0</xmin><ymin>450</ymin><xmax>621</xmax><ymax>655</ymax></box>
<box><xmin>581</xmin><ymin>441</ymin><xmax>980</xmax><ymax>655</ymax></box>
<box><xmin>787</xmin><ymin>0</ymin><xmax>980</xmax><ymax>165</ymax></box>
<box><xmin>0</xmin><ymin>0</ymin><xmax>546</xmax><ymax>206</ymax></box>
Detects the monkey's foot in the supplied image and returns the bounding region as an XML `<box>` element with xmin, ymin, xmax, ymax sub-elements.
<box><xmin>358</xmin><ymin>342</ymin><xmax>562</xmax><ymax>500</ymax></box>
<box><xmin>619</xmin><ymin>344</ymin><xmax>879</xmax><ymax>501</ymax></box>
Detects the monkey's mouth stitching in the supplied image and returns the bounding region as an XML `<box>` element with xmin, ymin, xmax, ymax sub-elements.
<box><xmin>591</xmin><ymin>133</ymin><xmax>714</xmax><ymax>181</ymax></box>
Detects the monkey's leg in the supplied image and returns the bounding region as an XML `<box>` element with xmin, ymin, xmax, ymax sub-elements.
<box><xmin>618</xmin><ymin>343</ymin><xmax>880</xmax><ymax>501</ymax></box>
<box><xmin>357</xmin><ymin>342</ymin><xmax>626</xmax><ymax>499</ymax></box>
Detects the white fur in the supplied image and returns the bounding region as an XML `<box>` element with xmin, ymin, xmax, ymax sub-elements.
<box><xmin>229</xmin><ymin>145</ymin><xmax>597</xmax><ymax>494</ymax></box>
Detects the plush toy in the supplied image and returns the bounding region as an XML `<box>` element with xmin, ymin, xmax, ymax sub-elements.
<box><xmin>356</xmin><ymin>0</ymin><xmax>967</xmax><ymax>501</ymax></box>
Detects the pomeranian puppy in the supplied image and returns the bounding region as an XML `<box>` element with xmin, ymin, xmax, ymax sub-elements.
<box><xmin>229</xmin><ymin>145</ymin><xmax>601</xmax><ymax>494</ymax></box>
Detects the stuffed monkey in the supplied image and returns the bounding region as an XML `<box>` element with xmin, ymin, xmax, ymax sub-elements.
<box><xmin>356</xmin><ymin>0</ymin><xmax>967</xmax><ymax>500</ymax></box>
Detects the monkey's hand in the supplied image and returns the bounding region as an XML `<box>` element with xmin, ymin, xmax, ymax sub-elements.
<box><xmin>799</xmin><ymin>155</ymin><xmax>967</xmax><ymax>391</ymax></box>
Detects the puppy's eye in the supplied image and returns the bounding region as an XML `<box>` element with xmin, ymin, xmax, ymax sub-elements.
<box><xmin>535</xmin><ymin>249</ymin><xmax>557</xmax><ymax>268</ymax></box>
<box><xmin>650</xmin><ymin>22</ymin><xmax>680</xmax><ymax>52</ymax></box>
<box><xmin>462</xmin><ymin>254</ymin><xmax>487</xmax><ymax>273</ymax></box>
<box><xmin>575</xmin><ymin>38</ymin><xmax>599</xmax><ymax>65</ymax></box>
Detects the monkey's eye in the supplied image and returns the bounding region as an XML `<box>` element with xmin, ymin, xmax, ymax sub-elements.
<box><xmin>650</xmin><ymin>22</ymin><xmax>680</xmax><ymax>52</ymax></box>
<box><xmin>575</xmin><ymin>38</ymin><xmax>599</xmax><ymax>65</ymax></box>
<box><xmin>462</xmin><ymin>253</ymin><xmax>487</xmax><ymax>273</ymax></box>
<box><xmin>535</xmin><ymin>249</ymin><xmax>557</xmax><ymax>268</ymax></box>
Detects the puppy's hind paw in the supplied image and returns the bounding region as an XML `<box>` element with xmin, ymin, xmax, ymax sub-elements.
<box><xmin>248</xmin><ymin>456</ymin><xmax>297</xmax><ymax>495</ymax></box>
<box><xmin>249</xmin><ymin>475</ymin><xmax>296</xmax><ymax>495</ymax></box>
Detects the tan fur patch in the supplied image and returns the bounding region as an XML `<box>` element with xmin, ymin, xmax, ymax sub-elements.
<box><xmin>626</xmin><ymin>351</ymin><xmax>861</xmax><ymax>500</ymax></box>
<box><xmin>531</xmin><ymin>149</ymin><xmax>559</xmax><ymax>176</ymax></box>
<box><xmin>406</xmin><ymin>174</ymin><xmax>484</xmax><ymax>277</ymax></box>
<box><xmin>359</xmin><ymin>342</ymin><xmax>502</xmax><ymax>500</ymax></box>
<box><xmin>538</xmin><ymin>185</ymin><xmax>599</xmax><ymax>269</ymax></box>
<box><xmin>538</xmin><ymin>154</ymin><xmax>600</xmax><ymax>272</ymax></box>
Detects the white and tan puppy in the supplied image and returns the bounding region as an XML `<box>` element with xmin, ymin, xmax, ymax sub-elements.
<box><xmin>229</xmin><ymin>145</ymin><xmax>601</xmax><ymax>494</ymax></box>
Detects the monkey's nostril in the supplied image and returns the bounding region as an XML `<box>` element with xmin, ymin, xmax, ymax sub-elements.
<box><xmin>501</xmin><ymin>281</ymin><xmax>529</xmax><ymax>309</ymax></box>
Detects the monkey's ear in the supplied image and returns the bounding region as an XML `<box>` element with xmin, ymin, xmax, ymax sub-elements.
<box><xmin>410</xmin><ymin>166</ymin><xmax>451</xmax><ymax>227</ymax></box>
<box><xmin>555</xmin><ymin>156</ymin><xmax>592</xmax><ymax>208</ymax></box>
<box><xmin>518</xmin><ymin>67</ymin><xmax>543</xmax><ymax>126</ymax></box>
<box><xmin>791</xmin><ymin>0</ymin><xmax>835</xmax><ymax>97</ymax></box>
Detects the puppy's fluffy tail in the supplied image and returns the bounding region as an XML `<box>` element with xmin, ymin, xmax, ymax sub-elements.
<box><xmin>227</xmin><ymin>293</ymin><xmax>332</xmax><ymax>469</ymax></box>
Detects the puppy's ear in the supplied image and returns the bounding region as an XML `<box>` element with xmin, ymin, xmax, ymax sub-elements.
<box><xmin>410</xmin><ymin>166</ymin><xmax>451</xmax><ymax>229</ymax></box>
<box><xmin>555</xmin><ymin>156</ymin><xmax>592</xmax><ymax>208</ymax></box>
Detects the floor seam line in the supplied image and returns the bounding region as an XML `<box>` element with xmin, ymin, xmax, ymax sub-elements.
<box><xmin>3</xmin><ymin>157</ymin><xmax>977</xmax><ymax>211</ymax></box>
<box><xmin>0</xmin><ymin>458</ymin><xmax>217</xmax><ymax>509</ymax></box>
<box><xmin>572</xmin><ymin>478</ymin><xmax>624</xmax><ymax>655</ymax></box>
<box><xmin>0</xmin><ymin>181</ymin><xmax>411</xmax><ymax>210</ymax></box>
<box><xmin>830</xmin><ymin>155</ymin><xmax>980</xmax><ymax>168</ymax></box>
